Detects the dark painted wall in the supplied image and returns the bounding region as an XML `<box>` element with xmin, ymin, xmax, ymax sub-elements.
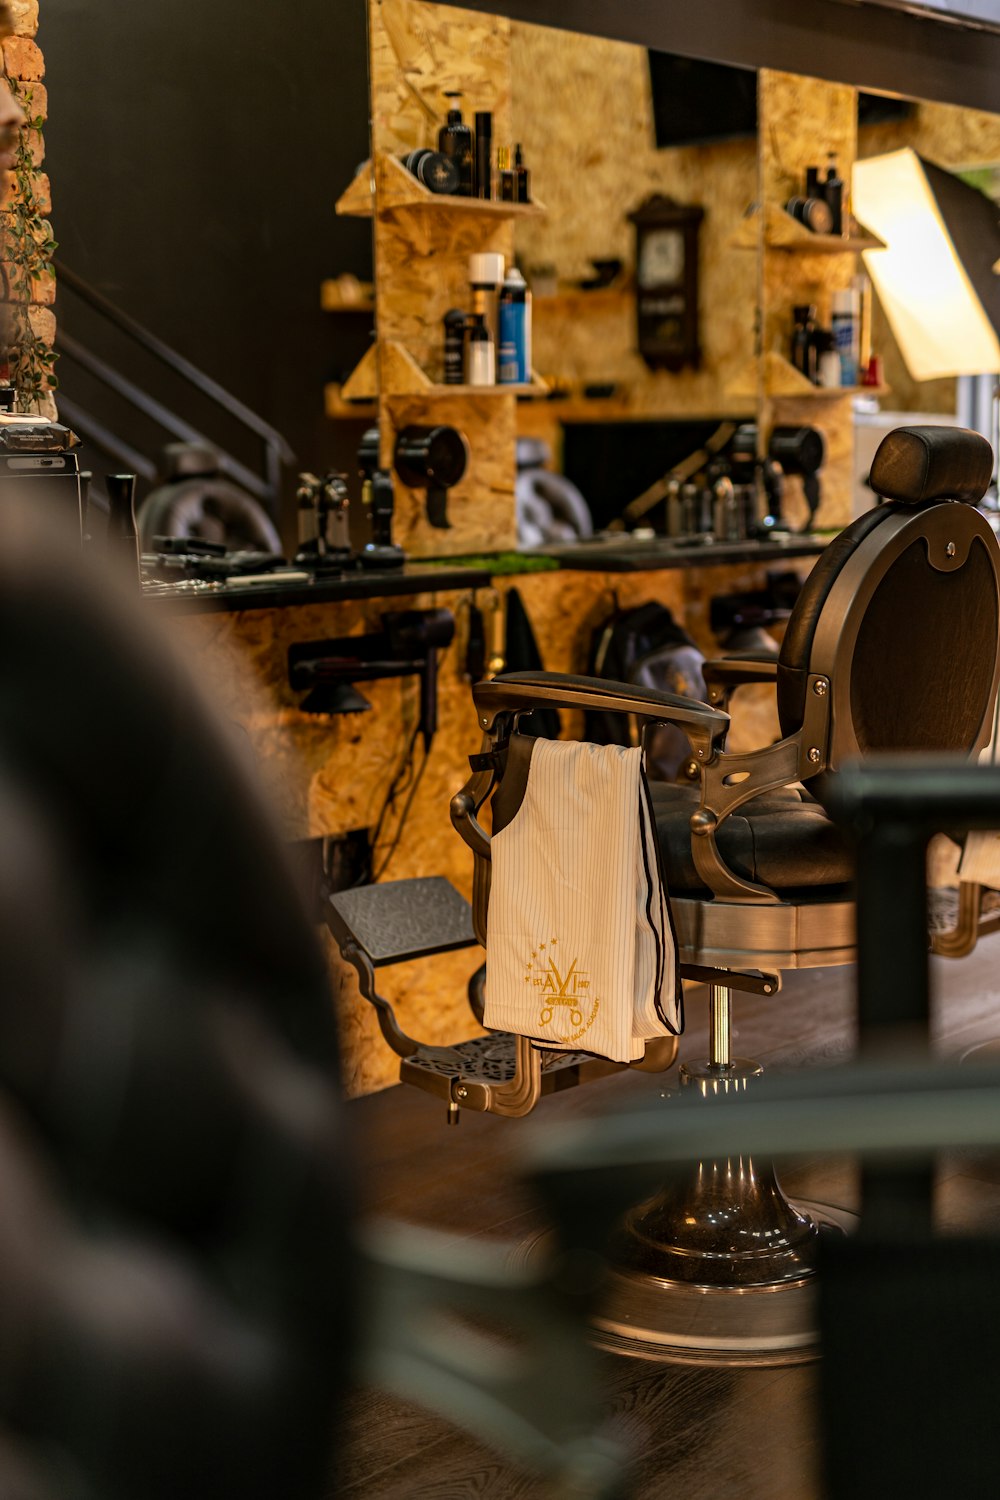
<box><xmin>441</xmin><ymin>0</ymin><xmax>1000</xmax><ymax>112</ymax></box>
<box><xmin>42</xmin><ymin>0</ymin><xmax>373</xmax><ymax>523</ymax></box>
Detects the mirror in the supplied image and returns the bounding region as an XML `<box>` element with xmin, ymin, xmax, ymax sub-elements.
<box><xmin>361</xmin><ymin>1</ymin><xmax>999</xmax><ymax>551</ymax></box>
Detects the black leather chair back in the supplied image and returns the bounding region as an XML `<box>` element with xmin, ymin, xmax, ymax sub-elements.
<box><xmin>776</xmin><ymin>427</ymin><xmax>1000</xmax><ymax>769</ymax></box>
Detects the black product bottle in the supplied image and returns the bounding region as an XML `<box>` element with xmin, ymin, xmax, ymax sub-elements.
<box><xmin>514</xmin><ymin>143</ymin><xmax>531</xmax><ymax>204</ymax></box>
<box><xmin>791</xmin><ymin>305</ymin><xmax>818</xmax><ymax>383</ymax></box>
<box><xmin>475</xmin><ymin>111</ymin><xmax>492</xmax><ymax>200</ymax></box>
<box><xmin>105</xmin><ymin>473</ymin><xmax>141</xmax><ymax>583</ymax></box>
<box><xmin>823</xmin><ymin>153</ymin><xmax>844</xmax><ymax>236</ymax></box>
<box><xmin>443</xmin><ymin>308</ymin><xmax>466</xmax><ymax>385</ymax></box>
<box><xmin>805</xmin><ymin>164</ymin><xmax>821</xmax><ymax>200</ymax></box>
<box><xmin>497</xmin><ymin>146</ymin><xmax>515</xmax><ymax>203</ymax></box>
<box><xmin>438</xmin><ymin>92</ymin><xmax>474</xmax><ymax>196</ymax></box>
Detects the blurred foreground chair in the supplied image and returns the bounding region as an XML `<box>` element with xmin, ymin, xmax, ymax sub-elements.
<box><xmin>0</xmin><ymin>534</ymin><xmax>352</xmax><ymax>1499</ymax></box>
<box><xmin>326</xmin><ymin>426</ymin><xmax>1000</xmax><ymax>1364</ymax></box>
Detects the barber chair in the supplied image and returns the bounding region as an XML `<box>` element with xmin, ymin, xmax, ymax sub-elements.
<box><xmin>324</xmin><ymin>426</ymin><xmax>999</xmax><ymax>1360</ymax></box>
<box><xmin>447</xmin><ymin>425</ymin><xmax>1000</xmax><ymax>1363</ymax></box>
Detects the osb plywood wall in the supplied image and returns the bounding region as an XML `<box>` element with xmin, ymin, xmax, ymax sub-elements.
<box><xmin>858</xmin><ymin>98</ymin><xmax>1000</xmax><ymax>418</ymax></box>
<box><xmin>509</xmin><ymin>22</ymin><xmax>757</xmax><ymax>419</ymax></box>
<box><xmin>760</xmin><ymin>70</ymin><xmax>858</xmax><ymax>530</ymax></box>
<box><xmin>177</xmin><ymin>561</ymin><xmax>799</xmax><ymax>1098</ymax></box>
<box><xmin>369</xmin><ymin>0</ymin><xmax>519</xmax><ymax>557</ymax></box>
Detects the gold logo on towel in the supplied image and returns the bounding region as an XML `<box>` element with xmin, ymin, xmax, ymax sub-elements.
<box><xmin>524</xmin><ymin>938</ymin><xmax>599</xmax><ymax>1045</ymax></box>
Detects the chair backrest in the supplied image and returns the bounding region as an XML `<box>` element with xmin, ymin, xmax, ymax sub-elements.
<box><xmin>776</xmin><ymin>426</ymin><xmax>1000</xmax><ymax>769</ymax></box>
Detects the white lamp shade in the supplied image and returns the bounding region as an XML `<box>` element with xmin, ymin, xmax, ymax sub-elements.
<box><xmin>853</xmin><ymin>147</ymin><xmax>1000</xmax><ymax>380</ymax></box>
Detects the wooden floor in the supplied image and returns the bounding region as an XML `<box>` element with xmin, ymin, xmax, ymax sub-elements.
<box><xmin>338</xmin><ymin>937</ymin><xmax>1000</xmax><ymax>1499</ymax></box>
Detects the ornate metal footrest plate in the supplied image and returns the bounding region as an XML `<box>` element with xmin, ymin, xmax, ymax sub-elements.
<box><xmin>401</xmin><ymin>1034</ymin><xmax>622</xmax><ymax>1103</ymax></box>
<box><xmin>327</xmin><ymin>876</ymin><xmax>477</xmax><ymax>966</ymax></box>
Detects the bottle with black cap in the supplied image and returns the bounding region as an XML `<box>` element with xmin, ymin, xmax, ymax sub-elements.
<box><xmin>475</xmin><ymin>111</ymin><xmax>492</xmax><ymax>200</ymax></box>
<box><xmin>465</xmin><ymin>312</ymin><xmax>494</xmax><ymax>386</ymax></box>
<box><xmin>823</xmin><ymin>152</ymin><xmax>844</xmax><ymax>236</ymax></box>
<box><xmin>438</xmin><ymin>92</ymin><xmax>474</xmax><ymax>196</ymax></box>
<box><xmin>105</xmin><ymin>473</ymin><xmax>142</xmax><ymax>584</ymax></box>
<box><xmin>514</xmin><ymin>143</ymin><xmax>531</xmax><ymax>204</ymax></box>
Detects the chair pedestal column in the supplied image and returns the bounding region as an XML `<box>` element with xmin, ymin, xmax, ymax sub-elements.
<box><xmin>593</xmin><ymin>984</ymin><xmax>854</xmax><ymax>1365</ymax></box>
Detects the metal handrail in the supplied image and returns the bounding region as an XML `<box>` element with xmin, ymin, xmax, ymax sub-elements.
<box><xmin>53</xmin><ymin>260</ymin><xmax>294</xmax><ymax>513</ymax></box>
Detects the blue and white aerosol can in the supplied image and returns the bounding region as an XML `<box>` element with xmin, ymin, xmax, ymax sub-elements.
<box><xmin>498</xmin><ymin>266</ymin><xmax>532</xmax><ymax>385</ymax></box>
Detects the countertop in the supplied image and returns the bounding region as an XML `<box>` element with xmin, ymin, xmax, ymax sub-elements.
<box><xmin>536</xmin><ymin>532</ymin><xmax>829</xmax><ymax>572</ymax></box>
<box><xmin>142</xmin><ymin>535</ymin><xmax>828</xmax><ymax>613</ymax></box>
<box><xmin>142</xmin><ymin>561</ymin><xmax>494</xmax><ymax>614</ymax></box>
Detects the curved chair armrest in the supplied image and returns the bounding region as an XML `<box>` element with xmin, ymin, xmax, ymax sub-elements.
<box><xmin>702</xmin><ymin>654</ymin><xmax>778</xmax><ymax>689</ymax></box>
<box><xmin>702</xmin><ymin>653</ymin><xmax>778</xmax><ymax>711</ymax></box>
<box><xmin>473</xmin><ymin>671</ymin><xmax>729</xmax><ymax>737</ymax></box>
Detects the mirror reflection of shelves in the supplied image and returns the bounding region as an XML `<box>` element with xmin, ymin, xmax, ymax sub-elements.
<box><xmin>338</xmin><ymin>339</ymin><xmax>548</xmax><ymax>403</ymax></box>
<box><xmin>727</xmin><ymin>351</ymin><xmax>889</xmax><ymax>400</ymax></box>
<box><xmin>336</xmin><ymin>153</ymin><xmax>546</xmax><ymax>223</ymax></box>
<box><xmin>321</xmin><ymin>276</ymin><xmax>375</xmax><ymax>314</ymax></box>
<box><xmin>325</xmin><ymin>385</ymin><xmax>376</xmax><ymax>421</ymax></box>
<box><xmin>729</xmin><ymin>202</ymin><xmax>886</xmax><ymax>254</ymax></box>
<box><xmin>531</xmin><ymin>281</ymin><xmax>634</xmax><ymax>316</ymax></box>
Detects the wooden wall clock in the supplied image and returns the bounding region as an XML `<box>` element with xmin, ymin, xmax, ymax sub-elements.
<box><xmin>628</xmin><ymin>195</ymin><xmax>704</xmax><ymax>372</ymax></box>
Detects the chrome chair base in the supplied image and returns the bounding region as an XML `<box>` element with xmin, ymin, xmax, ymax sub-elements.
<box><xmin>592</xmin><ymin>1198</ymin><xmax>856</xmax><ymax>1367</ymax></box>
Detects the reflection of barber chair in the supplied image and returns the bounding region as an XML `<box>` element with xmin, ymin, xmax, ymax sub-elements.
<box><xmin>516</xmin><ymin>438</ymin><xmax>594</xmax><ymax>548</ymax></box>
<box><xmin>446</xmin><ymin>425</ymin><xmax>1000</xmax><ymax>1363</ymax></box>
<box><xmin>136</xmin><ymin>441</ymin><xmax>282</xmax><ymax>553</ymax></box>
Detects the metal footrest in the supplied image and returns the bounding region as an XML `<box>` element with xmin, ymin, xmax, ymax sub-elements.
<box><xmin>401</xmin><ymin>1034</ymin><xmax>622</xmax><ymax>1106</ymax></box>
<box><xmin>324</xmin><ymin>874</ymin><xmax>677</xmax><ymax>1118</ymax></box>
<box><xmin>327</xmin><ymin>876</ymin><xmax>477</xmax><ymax>967</ymax></box>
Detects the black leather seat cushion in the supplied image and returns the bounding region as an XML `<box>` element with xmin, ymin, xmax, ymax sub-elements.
<box><xmin>649</xmin><ymin>781</ymin><xmax>854</xmax><ymax>896</ymax></box>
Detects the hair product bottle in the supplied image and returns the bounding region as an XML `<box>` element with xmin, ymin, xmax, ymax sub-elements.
<box><xmin>832</xmin><ymin>287</ymin><xmax>860</xmax><ymax>385</ymax></box>
<box><xmin>475</xmin><ymin>111</ymin><xmax>492</xmax><ymax>200</ymax></box>
<box><xmin>498</xmin><ymin>267</ymin><xmax>532</xmax><ymax>385</ymax></box>
<box><xmin>443</xmin><ymin>308</ymin><xmax>467</xmax><ymax>385</ymax></box>
<box><xmin>823</xmin><ymin>153</ymin><xmax>844</xmax><ymax>236</ymax></box>
<box><xmin>465</xmin><ymin>313</ymin><xmax>495</xmax><ymax>386</ymax></box>
<box><xmin>514</xmin><ymin>143</ymin><xmax>531</xmax><ymax>204</ymax></box>
<box><xmin>438</xmin><ymin>92</ymin><xmax>474</xmax><ymax>196</ymax></box>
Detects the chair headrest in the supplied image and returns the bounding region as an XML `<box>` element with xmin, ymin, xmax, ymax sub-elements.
<box><xmin>870</xmin><ymin>426</ymin><xmax>994</xmax><ymax>505</ymax></box>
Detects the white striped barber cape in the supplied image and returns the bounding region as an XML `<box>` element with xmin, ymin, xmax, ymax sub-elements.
<box><xmin>485</xmin><ymin>738</ymin><xmax>682</xmax><ymax>1064</ymax></box>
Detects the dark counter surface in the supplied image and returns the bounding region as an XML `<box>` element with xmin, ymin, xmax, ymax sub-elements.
<box><xmin>142</xmin><ymin>562</ymin><xmax>494</xmax><ymax>615</ymax></box>
<box><xmin>536</xmin><ymin>532</ymin><xmax>829</xmax><ymax>572</ymax></box>
<box><xmin>143</xmin><ymin>536</ymin><xmax>829</xmax><ymax>614</ymax></box>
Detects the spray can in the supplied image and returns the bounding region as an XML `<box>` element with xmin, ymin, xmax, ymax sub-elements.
<box><xmin>832</xmin><ymin>287</ymin><xmax>860</xmax><ymax>387</ymax></box>
<box><xmin>498</xmin><ymin>267</ymin><xmax>532</xmax><ymax>385</ymax></box>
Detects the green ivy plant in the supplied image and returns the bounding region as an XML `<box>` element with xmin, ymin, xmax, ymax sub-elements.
<box><xmin>4</xmin><ymin>74</ymin><xmax>57</xmax><ymax>413</ymax></box>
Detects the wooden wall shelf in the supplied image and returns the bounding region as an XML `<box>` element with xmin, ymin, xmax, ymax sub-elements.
<box><xmin>729</xmin><ymin>202</ymin><xmax>885</xmax><ymax>254</ymax></box>
<box><xmin>336</xmin><ymin>153</ymin><xmax>545</xmax><ymax>222</ymax></box>
<box><xmin>727</xmin><ymin>352</ymin><xmax>889</xmax><ymax>400</ymax></box>
<box><xmin>325</xmin><ymin>383</ymin><xmax>377</xmax><ymax>420</ymax></box>
<box><xmin>341</xmin><ymin>339</ymin><xmax>549</xmax><ymax>401</ymax></box>
<box><xmin>321</xmin><ymin>277</ymin><xmax>374</xmax><ymax>313</ymax></box>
